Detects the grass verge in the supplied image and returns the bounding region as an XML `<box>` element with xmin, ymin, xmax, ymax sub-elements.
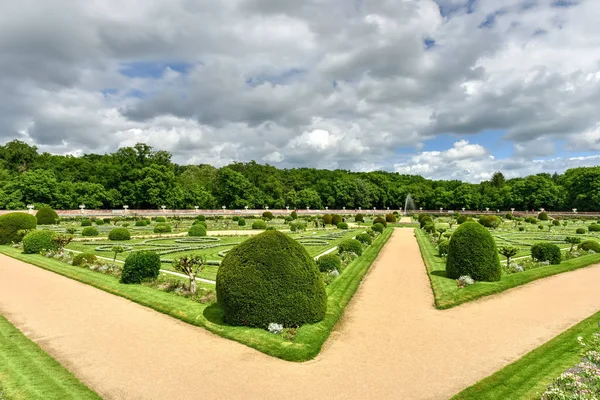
<box><xmin>0</xmin><ymin>315</ymin><xmax>100</xmax><ymax>400</ymax></box>
<box><xmin>452</xmin><ymin>310</ymin><xmax>600</xmax><ymax>399</ymax></box>
<box><xmin>0</xmin><ymin>228</ymin><xmax>392</xmax><ymax>362</ymax></box>
<box><xmin>415</xmin><ymin>229</ymin><xmax>600</xmax><ymax>309</ymax></box>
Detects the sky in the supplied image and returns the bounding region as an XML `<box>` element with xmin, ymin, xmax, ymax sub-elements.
<box><xmin>1</xmin><ymin>0</ymin><xmax>600</xmax><ymax>182</ymax></box>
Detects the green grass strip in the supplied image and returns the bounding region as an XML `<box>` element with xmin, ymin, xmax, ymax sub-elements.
<box><xmin>452</xmin><ymin>310</ymin><xmax>600</xmax><ymax>399</ymax></box>
<box><xmin>415</xmin><ymin>229</ymin><xmax>600</xmax><ymax>309</ymax></box>
<box><xmin>0</xmin><ymin>315</ymin><xmax>100</xmax><ymax>400</ymax></box>
<box><xmin>0</xmin><ymin>228</ymin><xmax>392</xmax><ymax>362</ymax></box>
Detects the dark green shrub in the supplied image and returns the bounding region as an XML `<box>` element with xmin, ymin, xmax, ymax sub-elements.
<box><xmin>552</xmin><ymin>219</ymin><xmax>561</xmax><ymax>226</ymax></box>
<box><xmin>504</xmin><ymin>213</ymin><xmax>513</xmax><ymax>220</ymax></box>
<box><xmin>417</xmin><ymin>214</ymin><xmax>431</xmax><ymax>223</ymax></box>
<box><xmin>321</xmin><ymin>214</ymin><xmax>333</xmax><ymax>225</ymax></box>
<box><xmin>72</xmin><ymin>253</ymin><xmax>97</xmax><ymax>266</ymax></box>
<box><xmin>419</xmin><ymin>216</ymin><xmax>433</xmax><ymax>229</ymax></box>
<box><xmin>238</xmin><ymin>218</ymin><xmax>246</xmax><ymax>227</ymax></box>
<box><xmin>518</xmin><ymin>226</ymin><xmax>525</xmax><ymax>231</ymax></box>
<box><xmin>457</xmin><ymin>215</ymin><xmax>468</xmax><ymax>224</ymax></box>
<box><xmin>331</xmin><ymin>214</ymin><xmax>342</xmax><ymax>226</ymax></box>
<box><xmin>0</xmin><ymin>212</ymin><xmax>37</xmax><ymax>244</ymax></box>
<box><xmin>135</xmin><ymin>220</ymin><xmax>146</xmax><ymax>227</ymax></box>
<box><xmin>262</xmin><ymin>211</ymin><xmax>274</xmax><ymax>220</ymax></box>
<box><xmin>265</xmin><ymin>226</ymin><xmax>277</xmax><ymax>231</ymax></box>
<box><xmin>588</xmin><ymin>224</ymin><xmax>600</xmax><ymax>232</ymax></box>
<box><xmin>155</xmin><ymin>216</ymin><xmax>166</xmax><ymax>223</ymax></box>
<box><xmin>290</xmin><ymin>211</ymin><xmax>297</xmax><ymax>220</ymax></box>
<box><xmin>531</xmin><ymin>243</ymin><xmax>561</xmax><ymax>265</ymax></box>
<box><xmin>478</xmin><ymin>215</ymin><xmax>500</xmax><ymax>229</ymax></box>
<box><xmin>216</xmin><ymin>230</ymin><xmax>326</xmax><ymax>327</ymax></box>
<box><xmin>81</xmin><ymin>219</ymin><xmax>92</xmax><ymax>227</ymax></box>
<box><xmin>120</xmin><ymin>251</ymin><xmax>161</xmax><ymax>284</ymax></box>
<box><xmin>316</xmin><ymin>253</ymin><xmax>341</xmax><ymax>272</ymax></box>
<box><xmin>576</xmin><ymin>228</ymin><xmax>586</xmax><ymax>234</ymax></box>
<box><xmin>373</xmin><ymin>217</ymin><xmax>387</xmax><ymax>228</ymax></box>
<box><xmin>578</xmin><ymin>240</ymin><xmax>600</xmax><ymax>253</ymax></box>
<box><xmin>252</xmin><ymin>220</ymin><xmax>267</xmax><ymax>230</ymax></box>
<box><xmin>424</xmin><ymin>222</ymin><xmax>436</xmax><ymax>234</ymax></box>
<box><xmin>103</xmin><ymin>218</ymin><xmax>112</xmax><ymax>224</ymax></box>
<box><xmin>525</xmin><ymin>217</ymin><xmax>538</xmax><ymax>224</ymax></box>
<box><xmin>385</xmin><ymin>213</ymin><xmax>396</xmax><ymax>223</ymax></box>
<box><xmin>337</xmin><ymin>222</ymin><xmax>348</xmax><ymax>230</ymax></box>
<box><xmin>193</xmin><ymin>220</ymin><xmax>207</xmax><ymax>227</ymax></box>
<box><xmin>446</xmin><ymin>222</ymin><xmax>501</xmax><ymax>282</ymax></box>
<box><xmin>95</xmin><ymin>219</ymin><xmax>104</xmax><ymax>226</ymax></box>
<box><xmin>355</xmin><ymin>232</ymin><xmax>373</xmax><ymax>245</ymax></box>
<box><xmin>290</xmin><ymin>222</ymin><xmax>306</xmax><ymax>232</ymax></box>
<box><xmin>153</xmin><ymin>224</ymin><xmax>172</xmax><ymax>234</ymax></box>
<box><xmin>23</xmin><ymin>230</ymin><xmax>57</xmax><ymax>254</ymax></box>
<box><xmin>232</xmin><ymin>216</ymin><xmax>239</xmax><ymax>222</ymax></box>
<box><xmin>196</xmin><ymin>215</ymin><xmax>206</xmax><ymax>222</ymax></box>
<box><xmin>81</xmin><ymin>226</ymin><xmax>99</xmax><ymax>237</ymax></box>
<box><xmin>66</xmin><ymin>227</ymin><xmax>77</xmax><ymax>235</ymax></box>
<box><xmin>355</xmin><ymin>213</ymin><xmax>364</xmax><ymax>222</ymax></box>
<box><xmin>108</xmin><ymin>228</ymin><xmax>131</xmax><ymax>241</ymax></box>
<box><xmin>538</xmin><ymin>211</ymin><xmax>549</xmax><ymax>221</ymax></box>
<box><xmin>372</xmin><ymin>223</ymin><xmax>384</xmax><ymax>233</ymax></box>
<box><xmin>35</xmin><ymin>207</ymin><xmax>59</xmax><ymax>225</ymax></box>
<box><xmin>338</xmin><ymin>239</ymin><xmax>363</xmax><ymax>256</ymax></box>
<box><xmin>438</xmin><ymin>239</ymin><xmax>449</xmax><ymax>257</ymax></box>
<box><xmin>284</xmin><ymin>216</ymin><xmax>293</xmax><ymax>222</ymax></box>
<box><xmin>188</xmin><ymin>224</ymin><xmax>207</xmax><ymax>237</ymax></box>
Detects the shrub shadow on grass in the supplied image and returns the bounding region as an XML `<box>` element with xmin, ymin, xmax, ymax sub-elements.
<box><xmin>431</xmin><ymin>270</ymin><xmax>449</xmax><ymax>278</ymax></box>
<box><xmin>203</xmin><ymin>303</ymin><xmax>227</xmax><ymax>325</ymax></box>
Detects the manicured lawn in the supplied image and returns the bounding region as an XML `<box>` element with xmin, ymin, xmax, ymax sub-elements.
<box><xmin>0</xmin><ymin>315</ymin><xmax>100</xmax><ymax>400</ymax></box>
<box><xmin>415</xmin><ymin>229</ymin><xmax>600</xmax><ymax>309</ymax></box>
<box><xmin>452</xmin><ymin>310</ymin><xmax>600</xmax><ymax>399</ymax></box>
<box><xmin>0</xmin><ymin>228</ymin><xmax>392</xmax><ymax>362</ymax></box>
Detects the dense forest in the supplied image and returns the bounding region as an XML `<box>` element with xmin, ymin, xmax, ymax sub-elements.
<box><xmin>0</xmin><ymin>140</ymin><xmax>599</xmax><ymax>211</ymax></box>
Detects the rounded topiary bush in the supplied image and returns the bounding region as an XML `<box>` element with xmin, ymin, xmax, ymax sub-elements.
<box><xmin>193</xmin><ymin>220</ymin><xmax>207</xmax><ymax>227</ymax></box>
<box><xmin>372</xmin><ymin>222</ymin><xmax>384</xmax><ymax>233</ymax></box>
<box><xmin>108</xmin><ymin>227</ymin><xmax>131</xmax><ymax>241</ymax></box>
<box><xmin>290</xmin><ymin>211</ymin><xmax>298</xmax><ymax>220</ymax></box>
<box><xmin>216</xmin><ymin>230</ymin><xmax>326</xmax><ymax>328</ymax></box>
<box><xmin>338</xmin><ymin>239</ymin><xmax>363</xmax><ymax>256</ymax></box>
<box><xmin>188</xmin><ymin>224</ymin><xmax>207</xmax><ymax>237</ymax></box>
<box><xmin>355</xmin><ymin>213</ymin><xmax>364</xmax><ymax>222</ymax></box>
<box><xmin>154</xmin><ymin>223</ymin><xmax>172</xmax><ymax>234</ymax></box>
<box><xmin>135</xmin><ymin>220</ymin><xmax>146</xmax><ymax>227</ymax></box>
<box><xmin>321</xmin><ymin>214</ymin><xmax>333</xmax><ymax>225</ymax></box>
<box><xmin>446</xmin><ymin>221</ymin><xmax>501</xmax><ymax>281</ymax></box>
<box><xmin>355</xmin><ymin>232</ymin><xmax>373</xmax><ymax>245</ymax></box>
<box><xmin>95</xmin><ymin>219</ymin><xmax>104</xmax><ymax>226</ymax></box>
<box><xmin>552</xmin><ymin>219</ymin><xmax>561</xmax><ymax>226</ymax></box>
<box><xmin>588</xmin><ymin>224</ymin><xmax>600</xmax><ymax>232</ymax></box>
<box><xmin>265</xmin><ymin>226</ymin><xmax>277</xmax><ymax>231</ymax></box>
<box><xmin>538</xmin><ymin>211</ymin><xmax>549</xmax><ymax>221</ymax></box>
<box><xmin>419</xmin><ymin>216</ymin><xmax>432</xmax><ymax>229</ymax></box>
<box><xmin>155</xmin><ymin>216</ymin><xmax>166</xmax><ymax>223</ymax></box>
<box><xmin>531</xmin><ymin>242</ymin><xmax>561</xmax><ymax>265</ymax></box>
<box><xmin>23</xmin><ymin>230</ymin><xmax>57</xmax><ymax>254</ymax></box>
<box><xmin>72</xmin><ymin>253</ymin><xmax>97</xmax><ymax>266</ymax></box>
<box><xmin>331</xmin><ymin>214</ymin><xmax>342</xmax><ymax>226</ymax></box>
<box><xmin>317</xmin><ymin>253</ymin><xmax>342</xmax><ymax>272</ymax></box>
<box><xmin>578</xmin><ymin>240</ymin><xmax>600</xmax><ymax>253</ymax></box>
<box><xmin>423</xmin><ymin>223</ymin><xmax>436</xmax><ymax>234</ymax></box>
<box><xmin>262</xmin><ymin>211</ymin><xmax>274</xmax><ymax>220</ymax></box>
<box><xmin>576</xmin><ymin>228</ymin><xmax>586</xmax><ymax>234</ymax></box>
<box><xmin>373</xmin><ymin>217</ymin><xmax>387</xmax><ymax>228</ymax></box>
<box><xmin>252</xmin><ymin>220</ymin><xmax>267</xmax><ymax>230</ymax></box>
<box><xmin>438</xmin><ymin>239</ymin><xmax>450</xmax><ymax>256</ymax></box>
<box><xmin>0</xmin><ymin>212</ymin><xmax>37</xmax><ymax>244</ymax></box>
<box><xmin>237</xmin><ymin>218</ymin><xmax>246</xmax><ymax>227</ymax></box>
<box><xmin>35</xmin><ymin>207</ymin><xmax>59</xmax><ymax>225</ymax></box>
<box><xmin>81</xmin><ymin>219</ymin><xmax>92</xmax><ymax>227</ymax></box>
<box><xmin>478</xmin><ymin>215</ymin><xmax>500</xmax><ymax>229</ymax></box>
<box><xmin>385</xmin><ymin>213</ymin><xmax>396</xmax><ymax>223</ymax></box>
<box><xmin>81</xmin><ymin>226</ymin><xmax>99</xmax><ymax>237</ymax></box>
<box><xmin>337</xmin><ymin>222</ymin><xmax>348</xmax><ymax>230</ymax></box>
<box><xmin>457</xmin><ymin>215</ymin><xmax>468</xmax><ymax>224</ymax></box>
<box><xmin>120</xmin><ymin>251</ymin><xmax>161</xmax><ymax>284</ymax></box>
<box><xmin>290</xmin><ymin>222</ymin><xmax>306</xmax><ymax>232</ymax></box>
<box><xmin>196</xmin><ymin>215</ymin><xmax>206</xmax><ymax>222</ymax></box>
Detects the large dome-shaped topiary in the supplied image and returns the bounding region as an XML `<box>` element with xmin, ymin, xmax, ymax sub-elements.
<box><xmin>35</xmin><ymin>207</ymin><xmax>59</xmax><ymax>225</ymax></box>
<box><xmin>446</xmin><ymin>221</ymin><xmax>501</xmax><ymax>282</ymax></box>
<box><xmin>216</xmin><ymin>230</ymin><xmax>327</xmax><ymax>328</ymax></box>
<box><xmin>0</xmin><ymin>212</ymin><xmax>37</xmax><ymax>244</ymax></box>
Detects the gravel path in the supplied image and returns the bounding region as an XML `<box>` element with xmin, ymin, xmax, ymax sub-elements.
<box><xmin>1</xmin><ymin>229</ymin><xmax>600</xmax><ymax>399</ymax></box>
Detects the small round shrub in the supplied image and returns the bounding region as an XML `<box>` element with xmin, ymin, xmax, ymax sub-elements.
<box><xmin>531</xmin><ymin>242</ymin><xmax>561</xmax><ymax>265</ymax></box>
<box><xmin>265</xmin><ymin>226</ymin><xmax>277</xmax><ymax>231</ymax></box>
<box><xmin>419</xmin><ymin>216</ymin><xmax>433</xmax><ymax>229</ymax></box>
<box><xmin>216</xmin><ymin>230</ymin><xmax>326</xmax><ymax>327</ymax></box>
<box><xmin>122</xmin><ymin>223</ymin><xmax>130</xmax><ymax>228</ymax></box>
<box><xmin>478</xmin><ymin>215</ymin><xmax>500</xmax><ymax>229</ymax></box>
<box><xmin>81</xmin><ymin>226</ymin><xmax>99</xmax><ymax>237</ymax></box>
<box><xmin>446</xmin><ymin>221</ymin><xmax>501</xmax><ymax>281</ymax></box>
<box><xmin>35</xmin><ymin>207</ymin><xmax>59</xmax><ymax>225</ymax></box>
<box><xmin>578</xmin><ymin>240</ymin><xmax>600</xmax><ymax>253</ymax></box>
<box><xmin>290</xmin><ymin>211</ymin><xmax>298</xmax><ymax>220</ymax></box>
<box><xmin>23</xmin><ymin>230</ymin><xmax>57</xmax><ymax>254</ymax></box>
<box><xmin>373</xmin><ymin>217</ymin><xmax>387</xmax><ymax>228</ymax></box>
<box><xmin>552</xmin><ymin>219</ymin><xmax>561</xmax><ymax>226</ymax></box>
<box><xmin>385</xmin><ymin>213</ymin><xmax>396</xmax><ymax>223</ymax></box>
<box><xmin>196</xmin><ymin>215</ymin><xmax>206</xmax><ymax>222</ymax></box>
<box><xmin>252</xmin><ymin>220</ymin><xmax>267</xmax><ymax>230</ymax></box>
<box><xmin>525</xmin><ymin>217</ymin><xmax>538</xmax><ymax>224</ymax></box>
<box><xmin>153</xmin><ymin>224</ymin><xmax>172</xmax><ymax>234</ymax></box>
<box><xmin>193</xmin><ymin>220</ymin><xmax>207</xmax><ymax>227</ymax></box>
<box><xmin>120</xmin><ymin>251</ymin><xmax>161</xmax><ymax>284</ymax></box>
<box><xmin>355</xmin><ymin>213</ymin><xmax>364</xmax><ymax>222</ymax></box>
<box><xmin>321</xmin><ymin>214</ymin><xmax>333</xmax><ymax>225</ymax></box>
<box><xmin>576</xmin><ymin>228</ymin><xmax>586</xmax><ymax>234</ymax></box>
<box><xmin>316</xmin><ymin>253</ymin><xmax>342</xmax><ymax>272</ymax></box>
<box><xmin>103</xmin><ymin>218</ymin><xmax>112</xmax><ymax>224</ymax></box>
<box><xmin>457</xmin><ymin>215</ymin><xmax>468</xmax><ymax>224</ymax></box>
<box><xmin>504</xmin><ymin>213</ymin><xmax>513</xmax><ymax>220</ymax></box>
<box><xmin>372</xmin><ymin>223</ymin><xmax>384</xmax><ymax>233</ymax></box>
<box><xmin>284</xmin><ymin>216</ymin><xmax>293</xmax><ymax>222</ymax></box>
<box><xmin>95</xmin><ymin>219</ymin><xmax>104</xmax><ymax>226</ymax></box>
<box><xmin>518</xmin><ymin>226</ymin><xmax>525</xmax><ymax>231</ymax></box>
<box><xmin>108</xmin><ymin>228</ymin><xmax>131</xmax><ymax>241</ymax></box>
<box><xmin>538</xmin><ymin>211</ymin><xmax>549</xmax><ymax>221</ymax></box>
<box><xmin>417</xmin><ymin>214</ymin><xmax>431</xmax><ymax>223</ymax></box>
<box><xmin>72</xmin><ymin>252</ymin><xmax>97</xmax><ymax>266</ymax></box>
<box><xmin>588</xmin><ymin>224</ymin><xmax>600</xmax><ymax>232</ymax></box>
<box><xmin>238</xmin><ymin>218</ymin><xmax>246</xmax><ymax>227</ymax></box>
<box><xmin>355</xmin><ymin>232</ymin><xmax>373</xmax><ymax>245</ymax></box>
<box><xmin>81</xmin><ymin>219</ymin><xmax>92</xmax><ymax>227</ymax></box>
<box><xmin>337</xmin><ymin>222</ymin><xmax>348</xmax><ymax>230</ymax></box>
<box><xmin>423</xmin><ymin>223</ymin><xmax>436</xmax><ymax>234</ymax></box>
<box><xmin>0</xmin><ymin>212</ymin><xmax>37</xmax><ymax>244</ymax></box>
<box><xmin>290</xmin><ymin>222</ymin><xmax>306</xmax><ymax>232</ymax></box>
<box><xmin>232</xmin><ymin>216</ymin><xmax>239</xmax><ymax>222</ymax></box>
<box><xmin>262</xmin><ymin>211</ymin><xmax>274</xmax><ymax>220</ymax></box>
<box><xmin>186</xmin><ymin>224</ymin><xmax>206</xmax><ymax>237</ymax></box>
<box><xmin>155</xmin><ymin>216</ymin><xmax>166</xmax><ymax>223</ymax></box>
<box><xmin>331</xmin><ymin>214</ymin><xmax>342</xmax><ymax>226</ymax></box>
<box><xmin>438</xmin><ymin>239</ymin><xmax>449</xmax><ymax>257</ymax></box>
<box><xmin>338</xmin><ymin>239</ymin><xmax>363</xmax><ymax>256</ymax></box>
<box><xmin>135</xmin><ymin>220</ymin><xmax>146</xmax><ymax>227</ymax></box>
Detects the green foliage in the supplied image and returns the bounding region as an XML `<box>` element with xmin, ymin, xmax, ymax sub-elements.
<box><xmin>519</xmin><ymin>226</ymin><xmax>525</xmax><ymax>231</ymax></box>
<box><xmin>331</xmin><ymin>214</ymin><xmax>342</xmax><ymax>225</ymax></box>
<box><xmin>565</xmin><ymin>236</ymin><xmax>581</xmax><ymax>252</ymax></box>
<box><xmin>316</xmin><ymin>253</ymin><xmax>342</xmax><ymax>272</ymax></box>
<box><xmin>153</xmin><ymin>223</ymin><xmax>172</xmax><ymax>234</ymax></box>
<box><xmin>321</xmin><ymin>214</ymin><xmax>333</xmax><ymax>225</ymax></box>
<box><xmin>499</xmin><ymin>246</ymin><xmax>519</xmax><ymax>264</ymax></box>
<box><xmin>588</xmin><ymin>223</ymin><xmax>600</xmax><ymax>232</ymax></box>
<box><xmin>284</xmin><ymin>216</ymin><xmax>293</xmax><ymax>222</ymax></box>
<box><xmin>81</xmin><ymin>219</ymin><xmax>92</xmax><ymax>226</ymax></box>
<box><xmin>35</xmin><ymin>206</ymin><xmax>59</xmax><ymax>225</ymax></box>
<box><xmin>108</xmin><ymin>227</ymin><xmax>131</xmax><ymax>241</ymax></box>
<box><xmin>0</xmin><ymin>212</ymin><xmax>37</xmax><ymax>244</ymax></box>
<box><xmin>385</xmin><ymin>213</ymin><xmax>396</xmax><ymax>223</ymax></box>
<box><xmin>192</xmin><ymin>220</ymin><xmax>207</xmax><ymax>227</ymax></box>
<box><xmin>419</xmin><ymin>215</ymin><xmax>433</xmax><ymax>229</ymax></box>
<box><xmin>237</xmin><ymin>218</ymin><xmax>246</xmax><ymax>226</ymax></box>
<box><xmin>552</xmin><ymin>219</ymin><xmax>561</xmax><ymax>226</ymax></box>
<box><xmin>155</xmin><ymin>216</ymin><xmax>166</xmax><ymax>223</ymax></box>
<box><xmin>120</xmin><ymin>251</ymin><xmax>161</xmax><ymax>284</ymax></box>
<box><xmin>576</xmin><ymin>227</ymin><xmax>586</xmax><ymax>234</ymax></box>
<box><xmin>81</xmin><ymin>226</ymin><xmax>99</xmax><ymax>237</ymax></box>
<box><xmin>336</xmin><ymin>222</ymin><xmax>348</xmax><ymax>230</ymax></box>
<box><xmin>338</xmin><ymin>239</ymin><xmax>363</xmax><ymax>256</ymax></box>
<box><xmin>290</xmin><ymin>222</ymin><xmax>306</xmax><ymax>232</ymax></box>
<box><xmin>373</xmin><ymin>216</ymin><xmax>387</xmax><ymax>228</ymax></box>
<box><xmin>478</xmin><ymin>215</ymin><xmax>501</xmax><ymax>228</ymax></box>
<box><xmin>188</xmin><ymin>224</ymin><xmax>207</xmax><ymax>237</ymax></box>
<box><xmin>438</xmin><ymin>239</ymin><xmax>449</xmax><ymax>256</ymax></box>
<box><xmin>216</xmin><ymin>230</ymin><xmax>326</xmax><ymax>328</ymax></box>
<box><xmin>372</xmin><ymin>222</ymin><xmax>384</xmax><ymax>233</ymax></box>
<box><xmin>355</xmin><ymin>213</ymin><xmax>364</xmax><ymax>222</ymax></box>
<box><xmin>355</xmin><ymin>232</ymin><xmax>373</xmax><ymax>245</ymax></box>
<box><xmin>457</xmin><ymin>215</ymin><xmax>468</xmax><ymax>224</ymax></box>
<box><xmin>265</xmin><ymin>226</ymin><xmax>277</xmax><ymax>231</ymax></box>
<box><xmin>290</xmin><ymin>211</ymin><xmax>297</xmax><ymax>220</ymax></box>
<box><xmin>252</xmin><ymin>220</ymin><xmax>267</xmax><ymax>229</ymax></box>
<box><xmin>262</xmin><ymin>211</ymin><xmax>274</xmax><ymax>220</ymax></box>
<box><xmin>134</xmin><ymin>220</ymin><xmax>146</xmax><ymax>227</ymax></box>
<box><xmin>538</xmin><ymin>211</ymin><xmax>549</xmax><ymax>221</ymax></box>
<box><xmin>417</xmin><ymin>214</ymin><xmax>431</xmax><ymax>223</ymax></box>
<box><xmin>531</xmin><ymin>242</ymin><xmax>562</xmax><ymax>264</ymax></box>
<box><xmin>423</xmin><ymin>222</ymin><xmax>436</xmax><ymax>233</ymax></box>
<box><xmin>578</xmin><ymin>240</ymin><xmax>600</xmax><ymax>253</ymax></box>
<box><xmin>95</xmin><ymin>219</ymin><xmax>104</xmax><ymax>225</ymax></box>
<box><xmin>66</xmin><ymin>227</ymin><xmax>77</xmax><ymax>234</ymax></box>
<box><xmin>446</xmin><ymin>222</ymin><xmax>501</xmax><ymax>281</ymax></box>
<box><xmin>72</xmin><ymin>252</ymin><xmax>97</xmax><ymax>266</ymax></box>
<box><xmin>23</xmin><ymin>230</ymin><xmax>57</xmax><ymax>254</ymax></box>
<box><xmin>525</xmin><ymin>216</ymin><xmax>538</xmax><ymax>224</ymax></box>
<box><xmin>196</xmin><ymin>215</ymin><xmax>206</xmax><ymax>222</ymax></box>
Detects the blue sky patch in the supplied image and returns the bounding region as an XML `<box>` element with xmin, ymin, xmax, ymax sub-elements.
<box><xmin>424</xmin><ymin>38</ymin><xmax>436</xmax><ymax>49</ymax></box>
<box><xmin>119</xmin><ymin>61</ymin><xmax>191</xmax><ymax>78</ymax></box>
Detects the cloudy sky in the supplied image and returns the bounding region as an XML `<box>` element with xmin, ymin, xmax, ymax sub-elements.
<box><xmin>2</xmin><ymin>0</ymin><xmax>600</xmax><ymax>182</ymax></box>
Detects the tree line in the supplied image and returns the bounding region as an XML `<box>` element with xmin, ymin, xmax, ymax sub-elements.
<box><xmin>0</xmin><ymin>140</ymin><xmax>599</xmax><ymax>211</ymax></box>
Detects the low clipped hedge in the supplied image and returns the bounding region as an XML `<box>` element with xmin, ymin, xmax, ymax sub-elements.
<box><xmin>316</xmin><ymin>253</ymin><xmax>342</xmax><ymax>272</ymax></box>
<box><xmin>216</xmin><ymin>230</ymin><xmax>326</xmax><ymax>328</ymax></box>
<box><xmin>252</xmin><ymin>220</ymin><xmax>267</xmax><ymax>230</ymax></box>
<box><xmin>531</xmin><ymin>242</ymin><xmax>561</xmax><ymax>265</ymax></box>
<box><xmin>153</xmin><ymin>224</ymin><xmax>172</xmax><ymax>234</ymax></box>
<box><xmin>338</xmin><ymin>239</ymin><xmax>363</xmax><ymax>256</ymax></box>
<box><xmin>373</xmin><ymin>217</ymin><xmax>387</xmax><ymax>228</ymax></box>
<box><xmin>108</xmin><ymin>228</ymin><xmax>131</xmax><ymax>241</ymax></box>
<box><xmin>0</xmin><ymin>212</ymin><xmax>37</xmax><ymax>244</ymax></box>
<box><xmin>331</xmin><ymin>215</ymin><xmax>342</xmax><ymax>226</ymax></box>
<box><xmin>72</xmin><ymin>253</ymin><xmax>97</xmax><ymax>266</ymax></box>
<box><xmin>355</xmin><ymin>213</ymin><xmax>364</xmax><ymax>222</ymax></box>
<box><xmin>81</xmin><ymin>226</ymin><xmax>99</xmax><ymax>237</ymax></box>
<box><xmin>337</xmin><ymin>222</ymin><xmax>348</xmax><ymax>230</ymax></box>
<box><xmin>578</xmin><ymin>240</ymin><xmax>600</xmax><ymax>253</ymax></box>
<box><xmin>188</xmin><ymin>224</ymin><xmax>207</xmax><ymax>237</ymax></box>
<box><xmin>35</xmin><ymin>206</ymin><xmax>59</xmax><ymax>225</ymax></box>
<box><xmin>355</xmin><ymin>232</ymin><xmax>373</xmax><ymax>245</ymax></box>
<box><xmin>446</xmin><ymin>221</ymin><xmax>501</xmax><ymax>281</ymax></box>
<box><xmin>23</xmin><ymin>230</ymin><xmax>57</xmax><ymax>254</ymax></box>
<box><xmin>81</xmin><ymin>219</ymin><xmax>92</xmax><ymax>227</ymax></box>
<box><xmin>120</xmin><ymin>251</ymin><xmax>161</xmax><ymax>284</ymax></box>
<box><xmin>372</xmin><ymin>223</ymin><xmax>384</xmax><ymax>233</ymax></box>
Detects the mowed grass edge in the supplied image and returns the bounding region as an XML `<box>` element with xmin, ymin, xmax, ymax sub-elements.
<box><xmin>0</xmin><ymin>228</ymin><xmax>393</xmax><ymax>362</ymax></box>
<box><xmin>415</xmin><ymin>228</ymin><xmax>600</xmax><ymax>309</ymax></box>
<box><xmin>452</xmin><ymin>310</ymin><xmax>600</xmax><ymax>399</ymax></box>
<box><xmin>0</xmin><ymin>315</ymin><xmax>101</xmax><ymax>400</ymax></box>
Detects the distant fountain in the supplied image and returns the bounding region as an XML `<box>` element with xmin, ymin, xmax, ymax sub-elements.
<box><xmin>404</xmin><ymin>194</ymin><xmax>415</xmax><ymax>216</ymax></box>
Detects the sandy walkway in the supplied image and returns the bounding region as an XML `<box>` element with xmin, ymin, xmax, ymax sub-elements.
<box><xmin>1</xmin><ymin>229</ymin><xmax>600</xmax><ymax>399</ymax></box>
